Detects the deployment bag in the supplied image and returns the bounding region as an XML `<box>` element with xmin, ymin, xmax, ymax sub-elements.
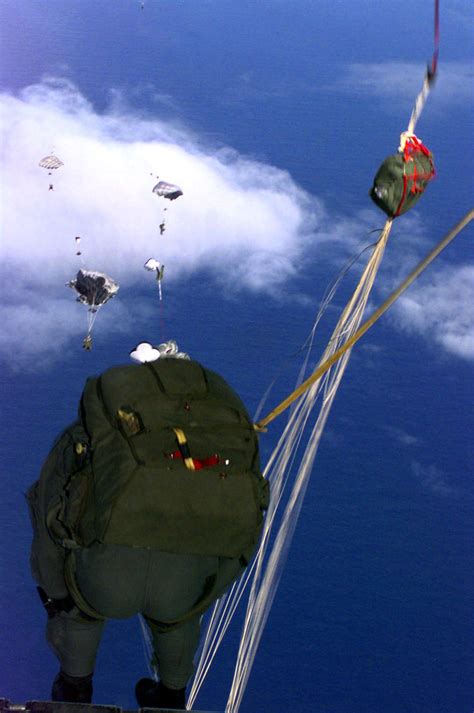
<box><xmin>370</xmin><ymin>134</ymin><xmax>435</xmax><ymax>217</ymax></box>
<box><xmin>43</xmin><ymin>358</ymin><xmax>268</xmax><ymax>562</ymax></box>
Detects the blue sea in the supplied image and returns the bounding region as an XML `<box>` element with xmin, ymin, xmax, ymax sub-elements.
<box><xmin>1</xmin><ymin>1</ymin><xmax>473</xmax><ymax>711</ymax></box>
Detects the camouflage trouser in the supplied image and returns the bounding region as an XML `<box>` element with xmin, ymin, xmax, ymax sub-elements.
<box><xmin>46</xmin><ymin>543</ymin><xmax>244</xmax><ymax>688</ymax></box>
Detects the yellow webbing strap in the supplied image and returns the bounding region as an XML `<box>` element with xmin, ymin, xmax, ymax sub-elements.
<box><xmin>173</xmin><ymin>427</ymin><xmax>196</xmax><ymax>471</ymax></box>
<box><xmin>254</xmin><ymin>208</ymin><xmax>474</xmax><ymax>432</ymax></box>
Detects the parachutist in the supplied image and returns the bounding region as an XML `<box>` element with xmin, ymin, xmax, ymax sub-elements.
<box><xmin>27</xmin><ymin>354</ymin><xmax>268</xmax><ymax>706</ymax></box>
<box><xmin>159</xmin><ymin>222</ymin><xmax>166</xmax><ymax>235</ymax></box>
<box><xmin>49</xmin><ymin>184</ymin><xmax>54</xmax><ymax>191</ymax></box>
<box><xmin>82</xmin><ymin>335</ymin><xmax>92</xmax><ymax>350</ymax></box>
<box><xmin>67</xmin><ymin>269</ymin><xmax>119</xmax><ymax>349</ymax></box>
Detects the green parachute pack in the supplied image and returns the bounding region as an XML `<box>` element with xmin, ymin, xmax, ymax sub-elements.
<box><xmin>370</xmin><ymin>134</ymin><xmax>435</xmax><ymax>217</ymax></box>
<box><xmin>29</xmin><ymin>359</ymin><xmax>269</xmax><ymax>565</ymax></box>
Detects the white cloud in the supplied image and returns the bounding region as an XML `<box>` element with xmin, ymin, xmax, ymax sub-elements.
<box><xmin>335</xmin><ymin>61</ymin><xmax>473</xmax><ymax>109</ymax></box>
<box><xmin>385</xmin><ymin>426</ymin><xmax>419</xmax><ymax>447</ymax></box>
<box><xmin>1</xmin><ymin>78</ymin><xmax>472</xmax><ymax>369</ymax></box>
<box><xmin>0</xmin><ymin>78</ymin><xmax>321</xmax><ymax>364</ymax></box>
<box><xmin>393</xmin><ymin>264</ymin><xmax>474</xmax><ymax>360</ymax></box>
<box><xmin>446</xmin><ymin>2</ymin><xmax>474</xmax><ymax>30</ymax></box>
<box><xmin>411</xmin><ymin>461</ymin><xmax>460</xmax><ymax>498</ymax></box>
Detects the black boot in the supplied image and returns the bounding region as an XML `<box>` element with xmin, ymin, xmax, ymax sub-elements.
<box><xmin>51</xmin><ymin>670</ymin><xmax>93</xmax><ymax>703</ymax></box>
<box><xmin>135</xmin><ymin>678</ymin><xmax>186</xmax><ymax>710</ymax></box>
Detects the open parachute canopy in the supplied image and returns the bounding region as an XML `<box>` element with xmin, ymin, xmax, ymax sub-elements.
<box><xmin>67</xmin><ymin>269</ymin><xmax>119</xmax><ymax>350</ymax></box>
<box><xmin>144</xmin><ymin>258</ymin><xmax>165</xmax><ymax>278</ymax></box>
<box><xmin>67</xmin><ymin>269</ymin><xmax>119</xmax><ymax>309</ymax></box>
<box><xmin>38</xmin><ymin>155</ymin><xmax>64</xmax><ymax>171</ymax></box>
<box><xmin>152</xmin><ymin>180</ymin><xmax>183</xmax><ymax>200</ymax></box>
<box><xmin>144</xmin><ymin>258</ymin><xmax>165</xmax><ymax>299</ymax></box>
<box><xmin>129</xmin><ymin>340</ymin><xmax>190</xmax><ymax>363</ymax></box>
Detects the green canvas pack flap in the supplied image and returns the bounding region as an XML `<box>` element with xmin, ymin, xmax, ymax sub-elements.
<box><xmin>28</xmin><ymin>422</ymin><xmax>94</xmax><ymax>595</ymax></box>
<box><xmin>71</xmin><ymin>359</ymin><xmax>268</xmax><ymax>560</ymax></box>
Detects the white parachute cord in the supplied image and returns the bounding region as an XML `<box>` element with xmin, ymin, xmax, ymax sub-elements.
<box><xmin>225</xmin><ymin>224</ymin><xmax>391</xmax><ymax>712</ymax></box>
<box><xmin>190</xmin><ymin>226</ymin><xmax>391</xmax><ymax>709</ymax></box>
<box><xmin>407</xmin><ymin>0</ymin><xmax>438</xmax><ymax>135</ymax></box>
<box><xmin>188</xmin><ymin>393</ymin><xmax>314</xmax><ymax>708</ymax></box>
<box><xmin>190</xmin><ymin>243</ymin><xmax>373</xmax><ymax>706</ymax></box>
<box><xmin>188</xmin><ymin>388</ymin><xmax>318</xmax><ymax>708</ymax></box>
<box><xmin>189</xmin><ymin>229</ymin><xmax>391</xmax><ymax>710</ymax></box>
<box><xmin>253</xmin><ymin>239</ymin><xmax>377</xmax><ymax>423</ymax></box>
<box><xmin>138</xmin><ymin>614</ymin><xmax>159</xmax><ymax>681</ymax></box>
<box><xmin>407</xmin><ymin>73</ymin><xmax>431</xmax><ymax>137</ymax></box>
<box><xmin>87</xmin><ymin>305</ymin><xmax>101</xmax><ymax>336</ymax></box>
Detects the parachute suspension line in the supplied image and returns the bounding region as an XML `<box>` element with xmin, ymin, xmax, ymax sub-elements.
<box><xmin>87</xmin><ymin>306</ymin><xmax>101</xmax><ymax>337</ymax></box>
<box><xmin>223</xmin><ymin>229</ymin><xmax>391</xmax><ymax>713</ymax></box>
<box><xmin>189</xmin><ymin>366</ymin><xmax>319</xmax><ymax>709</ymax></box>
<box><xmin>138</xmin><ymin>615</ymin><xmax>158</xmax><ymax>681</ymax></box>
<box><xmin>188</xmin><ymin>232</ymin><xmax>392</xmax><ymax>710</ymax></box>
<box><xmin>191</xmin><ymin>210</ymin><xmax>474</xmax><ymax>711</ymax></box>
<box><xmin>190</xmin><ymin>4</ymin><xmax>447</xmax><ymax>709</ymax></box>
<box><xmin>190</xmin><ymin>241</ymin><xmax>380</xmax><ymax>704</ymax></box>
<box><xmin>222</xmin><ymin>209</ymin><xmax>474</xmax><ymax>711</ymax></box>
<box><xmin>403</xmin><ymin>0</ymin><xmax>439</xmax><ymax>142</ymax></box>
<box><xmin>188</xmin><ymin>561</ymin><xmax>260</xmax><ymax>710</ymax></box>
<box><xmin>159</xmin><ymin>296</ymin><xmax>165</xmax><ymax>343</ymax></box>
<box><xmin>255</xmin><ymin>209</ymin><xmax>474</xmax><ymax>431</ymax></box>
<box><xmin>189</xmin><ymin>372</ymin><xmax>318</xmax><ymax>709</ymax></box>
<box><xmin>253</xmin><ymin>237</ymin><xmax>379</xmax><ymax>423</ymax></box>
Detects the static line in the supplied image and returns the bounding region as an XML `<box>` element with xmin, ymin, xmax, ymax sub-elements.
<box><xmin>255</xmin><ymin>208</ymin><xmax>474</xmax><ymax>431</ymax></box>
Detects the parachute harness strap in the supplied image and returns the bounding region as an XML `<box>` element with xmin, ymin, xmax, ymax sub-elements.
<box><xmin>172</xmin><ymin>428</ymin><xmax>196</xmax><ymax>471</ymax></box>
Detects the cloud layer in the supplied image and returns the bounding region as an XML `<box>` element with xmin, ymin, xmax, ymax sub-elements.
<box><xmin>335</xmin><ymin>61</ymin><xmax>473</xmax><ymax>108</ymax></box>
<box><xmin>1</xmin><ymin>78</ymin><xmax>472</xmax><ymax>367</ymax></box>
<box><xmin>393</xmin><ymin>264</ymin><xmax>474</xmax><ymax>360</ymax></box>
<box><xmin>0</xmin><ymin>78</ymin><xmax>321</xmax><ymax>363</ymax></box>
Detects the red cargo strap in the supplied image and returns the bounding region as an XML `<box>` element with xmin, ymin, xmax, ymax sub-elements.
<box><xmin>168</xmin><ymin>450</ymin><xmax>220</xmax><ymax>470</ymax></box>
<box><xmin>395</xmin><ymin>135</ymin><xmax>435</xmax><ymax>217</ymax></box>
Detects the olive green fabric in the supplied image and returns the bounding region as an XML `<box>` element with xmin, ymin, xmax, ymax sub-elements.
<box><xmin>369</xmin><ymin>150</ymin><xmax>434</xmax><ymax>217</ymax></box>
<box><xmin>27</xmin><ymin>422</ymin><xmax>91</xmax><ymax>598</ymax></box>
<box><xmin>47</xmin><ymin>544</ymin><xmax>244</xmax><ymax>685</ymax></box>
<box><xmin>36</xmin><ymin>359</ymin><xmax>268</xmax><ymax>563</ymax></box>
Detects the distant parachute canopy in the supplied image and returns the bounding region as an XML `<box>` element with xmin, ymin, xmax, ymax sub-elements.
<box><xmin>145</xmin><ymin>258</ymin><xmax>165</xmax><ymax>300</ymax></box>
<box><xmin>67</xmin><ymin>269</ymin><xmax>119</xmax><ymax>350</ymax></box>
<box><xmin>130</xmin><ymin>340</ymin><xmax>190</xmax><ymax>363</ymax></box>
<box><xmin>67</xmin><ymin>269</ymin><xmax>119</xmax><ymax>309</ymax></box>
<box><xmin>152</xmin><ymin>181</ymin><xmax>183</xmax><ymax>201</ymax></box>
<box><xmin>145</xmin><ymin>258</ymin><xmax>164</xmax><ymax>277</ymax></box>
<box><xmin>39</xmin><ymin>155</ymin><xmax>64</xmax><ymax>171</ymax></box>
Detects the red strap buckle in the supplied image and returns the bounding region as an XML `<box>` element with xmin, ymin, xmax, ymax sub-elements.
<box><xmin>168</xmin><ymin>450</ymin><xmax>220</xmax><ymax>470</ymax></box>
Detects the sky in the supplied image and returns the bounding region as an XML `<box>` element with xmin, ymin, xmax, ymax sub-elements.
<box><xmin>0</xmin><ymin>2</ymin><xmax>473</xmax><ymax>712</ymax></box>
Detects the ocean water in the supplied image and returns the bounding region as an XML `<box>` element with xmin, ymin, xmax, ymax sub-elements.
<box><xmin>1</xmin><ymin>1</ymin><xmax>473</xmax><ymax>711</ymax></box>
